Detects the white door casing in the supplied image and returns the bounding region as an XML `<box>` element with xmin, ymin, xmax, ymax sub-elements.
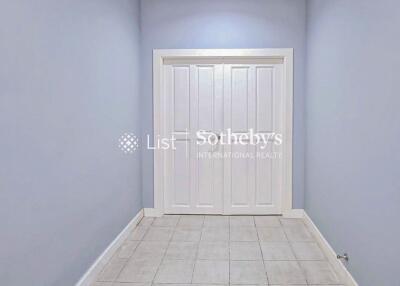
<box><xmin>153</xmin><ymin>49</ymin><xmax>293</xmax><ymax>215</ymax></box>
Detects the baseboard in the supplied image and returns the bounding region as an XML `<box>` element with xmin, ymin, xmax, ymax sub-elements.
<box><xmin>144</xmin><ymin>207</ymin><xmax>163</xmax><ymax>217</ymax></box>
<box><xmin>282</xmin><ymin>208</ymin><xmax>305</xmax><ymax>218</ymax></box>
<box><xmin>303</xmin><ymin>211</ymin><xmax>358</xmax><ymax>286</ymax></box>
<box><xmin>144</xmin><ymin>207</ymin><xmax>304</xmax><ymax>218</ymax></box>
<box><xmin>75</xmin><ymin>209</ymin><xmax>144</xmax><ymax>286</ymax></box>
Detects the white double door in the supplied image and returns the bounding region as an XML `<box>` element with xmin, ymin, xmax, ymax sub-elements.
<box><xmin>164</xmin><ymin>61</ymin><xmax>284</xmax><ymax>215</ymax></box>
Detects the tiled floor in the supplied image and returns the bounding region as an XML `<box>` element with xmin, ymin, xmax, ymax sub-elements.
<box><xmin>93</xmin><ymin>215</ymin><xmax>343</xmax><ymax>286</ymax></box>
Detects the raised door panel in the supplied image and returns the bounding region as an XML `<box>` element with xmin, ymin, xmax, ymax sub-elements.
<box><xmin>231</xmin><ymin>67</ymin><xmax>250</xmax><ymax>132</ymax></box>
<box><xmin>254</xmin><ymin>66</ymin><xmax>274</xmax><ymax>207</ymax></box>
<box><xmin>223</xmin><ymin>64</ymin><xmax>256</xmax><ymax>213</ymax></box>
<box><xmin>165</xmin><ymin>65</ymin><xmax>191</xmax><ymax>210</ymax></box>
<box><xmin>173</xmin><ymin>140</ymin><xmax>190</xmax><ymax>206</ymax></box>
<box><xmin>256</xmin><ymin>67</ymin><xmax>274</xmax><ymax>132</ymax></box>
<box><xmin>173</xmin><ymin>67</ymin><xmax>190</xmax><ymax>132</ymax></box>
<box><xmin>194</xmin><ymin>65</ymin><xmax>223</xmax><ymax>212</ymax></box>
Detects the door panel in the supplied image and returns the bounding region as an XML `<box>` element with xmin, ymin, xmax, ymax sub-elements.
<box><xmin>173</xmin><ymin>140</ymin><xmax>190</xmax><ymax>206</ymax></box>
<box><xmin>173</xmin><ymin>67</ymin><xmax>190</xmax><ymax>131</ymax></box>
<box><xmin>198</xmin><ymin>66</ymin><xmax>214</xmax><ymax>131</ymax></box>
<box><xmin>197</xmin><ymin>143</ymin><xmax>214</xmax><ymax>206</ymax></box>
<box><xmin>231</xmin><ymin>143</ymin><xmax>250</xmax><ymax>206</ymax></box>
<box><xmin>256</xmin><ymin>67</ymin><xmax>274</xmax><ymax>132</ymax></box>
<box><xmin>231</xmin><ymin>67</ymin><xmax>249</xmax><ymax>132</ymax></box>
<box><xmin>224</xmin><ymin>64</ymin><xmax>283</xmax><ymax>214</ymax></box>
<box><xmin>165</xmin><ymin>64</ymin><xmax>223</xmax><ymax>214</ymax></box>
<box><xmin>256</xmin><ymin>143</ymin><xmax>273</xmax><ymax>205</ymax></box>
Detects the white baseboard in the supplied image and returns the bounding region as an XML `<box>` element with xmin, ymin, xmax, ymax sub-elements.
<box><xmin>282</xmin><ymin>208</ymin><xmax>305</xmax><ymax>218</ymax></box>
<box><xmin>144</xmin><ymin>207</ymin><xmax>163</xmax><ymax>217</ymax></box>
<box><xmin>303</xmin><ymin>211</ymin><xmax>358</xmax><ymax>286</ymax></box>
<box><xmin>103</xmin><ymin>208</ymin><xmax>305</xmax><ymax>220</ymax></box>
<box><xmin>75</xmin><ymin>209</ymin><xmax>144</xmax><ymax>286</ymax></box>
<box><xmin>145</xmin><ymin>208</ymin><xmax>305</xmax><ymax>218</ymax></box>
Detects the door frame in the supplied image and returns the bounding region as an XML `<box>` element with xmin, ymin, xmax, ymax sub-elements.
<box><xmin>153</xmin><ymin>49</ymin><xmax>294</xmax><ymax>216</ymax></box>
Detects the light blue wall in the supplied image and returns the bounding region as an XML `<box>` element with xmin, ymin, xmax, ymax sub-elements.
<box><xmin>140</xmin><ymin>0</ymin><xmax>307</xmax><ymax>208</ymax></box>
<box><xmin>0</xmin><ymin>1</ymin><xmax>142</xmax><ymax>285</ymax></box>
<box><xmin>305</xmin><ymin>0</ymin><xmax>400</xmax><ymax>285</ymax></box>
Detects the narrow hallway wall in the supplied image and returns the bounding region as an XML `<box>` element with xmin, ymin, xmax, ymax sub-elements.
<box><xmin>0</xmin><ymin>1</ymin><xmax>142</xmax><ymax>285</ymax></box>
<box><xmin>306</xmin><ymin>0</ymin><xmax>400</xmax><ymax>284</ymax></box>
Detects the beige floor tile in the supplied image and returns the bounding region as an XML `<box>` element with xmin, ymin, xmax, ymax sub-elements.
<box><xmin>164</xmin><ymin>241</ymin><xmax>198</xmax><ymax>260</ymax></box>
<box><xmin>138</xmin><ymin>217</ymin><xmax>154</xmax><ymax>227</ymax></box>
<box><xmin>152</xmin><ymin>216</ymin><xmax>180</xmax><ymax>227</ymax></box>
<box><xmin>230</xmin><ymin>241</ymin><xmax>262</xmax><ymax>260</ymax></box>
<box><xmin>128</xmin><ymin>226</ymin><xmax>148</xmax><ymax>241</ymax></box>
<box><xmin>265</xmin><ymin>261</ymin><xmax>307</xmax><ymax>285</ymax></box>
<box><xmin>153</xmin><ymin>260</ymin><xmax>195</xmax><ymax>283</ymax></box>
<box><xmin>230</xmin><ymin>260</ymin><xmax>267</xmax><ymax>284</ymax></box>
<box><xmin>300</xmin><ymin>261</ymin><xmax>341</xmax><ymax>284</ymax></box>
<box><xmin>291</xmin><ymin>242</ymin><xmax>325</xmax><ymax>260</ymax></box>
<box><xmin>254</xmin><ymin>216</ymin><xmax>281</xmax><ymax>227</ymax></box>
<box><xmin>229</xmin><ymin>285</ymin><xmax>266</xmax><ymax>286</ymax></box>
<box><xmin>94</xmin><ymin>216</ymin><xmax>343</xmax><ymax>286</ymax></box>
<box><xmin>280</xmin><ymin>218</ymin><xmax>305</xmax><ymax>227</ymax></box>
<box><xmin>97</xmin><ymin>257</ymin><xmax>128</xmax><ymax>282</ymax></box>
<box><xmin>230</xmin><ymin>227</ymin><xmax>258</xmax><ymax>241</ymax></box>
<box><xmin>284</xmin><ymin>225</ymin><xmax>314</xmax><ymax>242</ymax></box>
<box><xmin>143</xmin><ymin>227</ymin><xmax>174</xmax><ymax>241</ymax></box>
<box><xmin>130</xmin><ymin>241</ymin><xmax>168</xmax><ymax>260</ymax></box>
<box><xmin>192</xmin><ymin>260</ymin><xmax>229</xmax><ymax>284</ymax></box>
<box><xmin>201</xmin><ymin>227</ymin><xmax>229</xmax><ymax>241</ymax></box>
<box><xmin>230</xmin><ymin>216</ymin><xmax>255</xmax><ymax>227</ymax></box>
<box><xmin>154</xmin><ymin>284</ymin><xmax>228</xmax><ymax>286</ymax></box>
<box><xmin>112</xmin><ymin>283</ymin><xmax>150</xmax><ymax>286</ymax></box>
<box><xmin>197</xmin><ymin>241</ymin><xmax>229</xmax><ymax>260</ymax></box>
<box><xmin>257</xmin><ymin>227</ymin><xmax>287</xmax><ymax>242</ymax></box>
<box><xmin>204</xmin><ymin>215</ymin><xmax>229</xmax><ymax>227</ymax></box>
<box><xmin>116</xmin><ymin>240</ymin><xmax>140</xmax><ymax>259</ymax></box>
<box><xmin>177</xmin><ymin>215</ymin><xmax>204</xmax><ymax>228</ymax></box>
<box><xmin>152</xmin><ymin>284</ymin><xmax>191</xmax><ymax>286</ymax></box>
<box><xmin>91</xmin><ymin>281</ymin><xmax>113</xmax><ymax>286</ymax></box>
<box><xmin>260</xmin><ymin>242</ymin><xmax>296</xmax><ymax>260</ymax></box>
<box><xmin>116</xmin><ymin>258</ymin><xmax>161</xmax><ymax>283</ymax></box>
<box><xmin>171</xmin><ymin>227</ymin><xmax>201</xmax><ymax>242</ymax></box>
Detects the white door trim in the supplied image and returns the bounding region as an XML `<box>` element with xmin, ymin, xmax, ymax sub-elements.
<box><xmin>153</xmin><ymin>49</ymin><xmax>293</xmax><ymax>215</ymax></box>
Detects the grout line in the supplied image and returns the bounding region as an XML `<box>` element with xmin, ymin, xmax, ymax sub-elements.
<box><xmin>149</xmin><ymin>215</ymin><xmax>178</xmax><ymax>284</ymax></box>
<box><xmin>281</xmin><ymin>216</ymin><xmax>310</xmax><ymax>285</ymax></box>
<box><xmin>255</xmin><ymin>216</ymin><xmax>270</xmax><ymax>286</ymax></box>
<box><xmin>104</xmin><ymin>219</ymin><xmax>148</xmax><ymax>283</ymax></box>
<box><xmin>228</xmin><ymin>215</ymin><xmax>231</xmax><ymax>285</ymax></box>
<box><xmin>190</xmin><ymin>215</ymin><xmax>205</xmax><ymax>283</ymax></box>
<box><xmin>146</xmin><ymin>257</ymin><xmax>325</xmax><ymax>262</ymax></box>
